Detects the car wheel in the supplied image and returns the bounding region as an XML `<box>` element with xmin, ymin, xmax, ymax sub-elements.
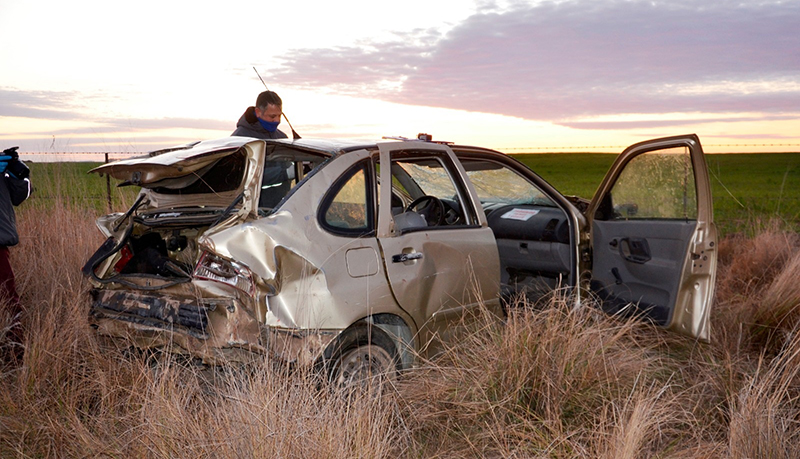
<box><xmin>328</xmin><ymin>327</ymin><xmax>399</xmax><ymax>392</ymax></box>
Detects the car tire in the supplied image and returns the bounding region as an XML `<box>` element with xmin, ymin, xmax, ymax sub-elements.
<box><xmin>327</xmin><ymin>326</ymin><xmax>399</xmax><ymax>392</ymax></box>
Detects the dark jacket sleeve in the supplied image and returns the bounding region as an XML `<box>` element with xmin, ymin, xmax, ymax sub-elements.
<box><xmin>7</xmin><ymin>176</ymin><xmax>32</xmax><ymax>207</ymax></box>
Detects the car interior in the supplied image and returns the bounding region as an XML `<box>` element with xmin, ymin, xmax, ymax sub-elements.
<box><xmin>385</xmin><ymin>154</ymin><xmax>574</xmax><ymax>305</ymax></box>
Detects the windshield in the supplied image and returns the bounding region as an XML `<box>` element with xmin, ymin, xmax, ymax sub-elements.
<box><xmin>462</xmin><ymin>159</ymin><xmax>556</xmax><ymax>207</ymax></box>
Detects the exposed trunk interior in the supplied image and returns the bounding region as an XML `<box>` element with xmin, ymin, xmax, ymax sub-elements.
<box><xmin>85</xmin><ymin>208</ymin><xmax>225</xmax><ymax>287</ymax></box>
<box><xmin>85</xmin><ymin>143</ymin><xmax>258</xmax><ymax>287</ymax></box>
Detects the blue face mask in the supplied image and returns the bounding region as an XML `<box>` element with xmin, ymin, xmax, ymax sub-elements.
<box><xmin>258</xmin><ymin>118</ymin><xmax>280</xmax><ymax>132</ymax></box>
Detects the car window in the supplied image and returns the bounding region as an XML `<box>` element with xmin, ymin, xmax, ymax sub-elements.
<box><xmin>462</xmin><ymin>159</ymin><xmax>556</xmax><ymax>207</ymax></box>
<box><xmin>387</xmin><ymin>151</ymin><xmax>478</xmax><ymax>231</ymax></box>
<box><xmin>258</xmin><ymin>160</ymin><xmax>295</xmax><ymax>209</ymax></box>
<box><xmin>153</xmin><ymin>150</ymin><xmax>246</xmax><ymax>195</ymax></box>
<box><xmin>320</xmin><ymin>162</ymin><xmax>374</xmax><ymax>236</ymax></box>
<box><xmin>605</xmin><ymin>147</ymin><xmax>698</xmax><ymax>220</ymax></box>
<box><xmin>397</xmin><ymin>161</ymin><xmax>458</xmax><ymax>198</ymax></box>
<box><xmin>257</xmin><ymin>151</ymin><xmax>328</xmax><ymax>212</ymax></box>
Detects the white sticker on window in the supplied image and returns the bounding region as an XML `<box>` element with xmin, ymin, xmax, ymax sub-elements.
<box><xmin>500</xmin><ymin>208</ymin><xmax>540</xmax><ymax>221</ymax></box>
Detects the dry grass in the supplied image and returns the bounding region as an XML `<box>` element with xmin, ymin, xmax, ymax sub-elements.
<box><xmin>1</xmin><ymin>203</ymin><xmax>408</xmax><ymax>458</ymax></box>
<box><xmin>2</xmin><ymin>201</ymin><xmax>800</xmax><ymax>458</ymax></box>
<box><xmin>715</xmin><ymin>225</ymin><xmax>800</xmax><ymax>355</ymax></box>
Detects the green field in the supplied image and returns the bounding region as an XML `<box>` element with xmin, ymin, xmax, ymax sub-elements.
<box><xmin>27</xmin><ymin>162</ymin><xmax>138</xmax><ymax>214</ymax></box>
<box><xmin>513</xmin><ymin>153</ymin><xmax>800</xmax><ymax>235</ymax></box>
<box><xmin>27</xmin><ymin>153</ymin><xmax>800</xmax><ymax>235</ymax></box>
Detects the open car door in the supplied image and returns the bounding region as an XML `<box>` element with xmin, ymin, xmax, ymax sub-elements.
<box><xmin>587</xmin><ymin>134</ymin><xmax>717</xmax><ymax>341</ymax></box>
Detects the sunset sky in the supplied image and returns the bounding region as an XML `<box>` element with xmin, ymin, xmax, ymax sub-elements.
<box><xmin>1</xmin><ymin>0</ymin><xmax>799</xmax><ymax>159</ymax></box>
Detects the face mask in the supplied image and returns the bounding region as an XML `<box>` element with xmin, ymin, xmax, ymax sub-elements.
<box><xmin>258</xmin><ymin>118</ymin><xmax>280</xmax><ymax>132</ymax></box>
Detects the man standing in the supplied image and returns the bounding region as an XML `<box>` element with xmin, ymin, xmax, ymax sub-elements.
<box><xmin>0</xmin><ymin>147</ymin><xmax>32</xmax><ymax>362</ymax></box>
<box><xmin>232</xmin><ymin>90</ymin><xmax>289</xmax><ymax>139</ymax></box>
<box><xmin>232</xmin><ymin>91</ymin><xmax>296</xmax><ymax>208</ymax></box>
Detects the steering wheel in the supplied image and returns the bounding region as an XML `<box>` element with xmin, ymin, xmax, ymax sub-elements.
<box><xmin>406</xmin><ymin>195</ymin><xmax>445</xmax><ymax>226</ymax></box>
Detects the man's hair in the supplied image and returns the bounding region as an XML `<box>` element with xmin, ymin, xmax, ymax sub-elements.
<box><xmin>256</xmin><ymin>90</ymin><xmax>282</xmax><ymax>110</ymax></box>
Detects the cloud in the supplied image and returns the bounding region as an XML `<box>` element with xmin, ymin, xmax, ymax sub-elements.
<box><xmin>1</xmin><ymin>86</ymin><xmax>233</xmax><ymax>149</ymax></box>
<box><xmin>103</xmin><ymin>117</ymin><xmax>233</xmax><ymax>132</ymax></box>
<box><xmin>702</xmin><ymin>132</ymin><xmax>800</xmax><ymax>140</ymax></box>
<box><xmin>269</xmin><ymin>0</ymin><xmax>800</xmax><ymax>124</ymax></box>
<box><xmin>561</xmin><ymin>114</ymin><xmax>800</xmax><ymax>130</ymax></box>
<box><xmin>2</xmin><ymin>88</ymin><xmax>233</xmax><ymax>131</ymax></box>
<box><xmin>0</xmin><ymin>88</ymin><xmax>91</xmax><ymax>120</ymax></box>
<box><xmin>1</xmin><ymin>87</ymin><xmax>232</xmax><ymax>152</ymax></box>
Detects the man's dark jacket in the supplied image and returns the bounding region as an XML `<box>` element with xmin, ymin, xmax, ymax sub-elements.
<box><xmin>0</xmin><ymin>175</ymin><xmax>32</xmax><ymax>246</ymax></box>
<box><xmin>231</xmin><ymin>107</ymin><xmax>288</xmax><ymax>139</ymax></box>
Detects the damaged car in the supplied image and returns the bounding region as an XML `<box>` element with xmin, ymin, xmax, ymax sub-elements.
<box><xmin>83</xmin><ymin>134</ymin><xmax>717</xmax><ymax>384</ymax></box>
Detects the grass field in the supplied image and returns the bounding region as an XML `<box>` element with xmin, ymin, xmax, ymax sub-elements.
<box><xmin>513</xmin><ymin>152</ymin><xmax>800</xmax><ymax>235</ymax></box>
<box><xmin>26</xmin><ymin>162</ymin><xmax>138</xmax><ymax>214</ymax></box>
<box><xmin>27</xmin><ymin>152</ymin><xmax>800</xmax><ymax>235</ymax></box>
<box><xmin>0</xmin><ymin>156</ymin><xmax>797</xmax><ymax>456</ymax></box>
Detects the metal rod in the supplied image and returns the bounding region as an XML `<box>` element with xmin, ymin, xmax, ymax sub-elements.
<box><xmin>105</xmin><ymin>152</ymin><xmax>112</xmax><ymax>213</ymax></box>
<box><xmin>252</xmin><ymin>67</ymin><xmax>301</xmax><ymax>139</ymax></box>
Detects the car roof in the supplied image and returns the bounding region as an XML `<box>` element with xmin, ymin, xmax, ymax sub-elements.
<box><xmin>144</xmin><ymin>136</ymin><xmax>506</xmax><ymax>160</ymax></box>
<box><xmin>262</xmin><ymin>137</ymin><xmax>507</xmax><ymax>158</ymax></box>
<box><xmin>261</xmin><ymin>137</ymin><xmax>380</xmax><ymax>154</ymax></box>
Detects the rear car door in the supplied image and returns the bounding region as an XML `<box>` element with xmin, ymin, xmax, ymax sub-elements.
<box><xmin>376</xmin><ymin>142</ymin><xmax>501</xmax><ymax>354</ymax></box>
<box><xmin>587</xmin><ymin>134</ymin><xmax>716</xmax><ymax>341</ymax></box>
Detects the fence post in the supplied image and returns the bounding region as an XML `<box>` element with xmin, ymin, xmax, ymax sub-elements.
<box><xmin>105</xmin><ymin>153</ymin><xmax>112</xmax><ymax>213</ymax></box>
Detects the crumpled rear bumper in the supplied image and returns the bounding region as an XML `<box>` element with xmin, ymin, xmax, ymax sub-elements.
<box><xmin>90</xmin><ymin>289</ymin><xmax>213</xmax><ymax>339</ymax></box>
<box><xmin>89</xmin><ymin>288</ymin><xmax>263</xmax><ymax>363</ymax></box>
<box><xmin>88</xmin><ymin>289</ymin><xmax>341</xmax><ymax>366</ymax></box>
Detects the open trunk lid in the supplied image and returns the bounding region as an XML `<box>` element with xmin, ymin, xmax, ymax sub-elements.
<box><xmin>89</xmin><ymin>137</ymin><xmax>266</xmax><ymax>211</ymax></box>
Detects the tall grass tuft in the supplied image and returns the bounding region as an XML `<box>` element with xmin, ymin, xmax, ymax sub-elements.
<box><xmin>396</xmin><ymin>298</ymin><xmax>685</xmax><ymax>457</ymax></box>
<box><xmin>728</xmin><ymin>332</ymin><xmax>800</xmax><ymax>458</ymax></box>
<box><xmin>714</xmin><ymin>222</ymin><xmax>800</xmax><ymax>355</ymax></box>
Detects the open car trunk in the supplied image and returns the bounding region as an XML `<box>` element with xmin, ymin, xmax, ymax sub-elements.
<box><xmin>83</xmin><ymin>137</ymin><xmax>265</xmax><ymax>289</ymax></box>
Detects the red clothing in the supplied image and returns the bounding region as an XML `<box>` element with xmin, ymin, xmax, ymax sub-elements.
<box><xmin>0</xmin><ymin>245</ymin><xmax>22</xmax><ymax>346</ymax></box>
<box><xmin>0</xmin><ymin>246</ymin><xmax>19</xmax><ymax>304</ymax></box>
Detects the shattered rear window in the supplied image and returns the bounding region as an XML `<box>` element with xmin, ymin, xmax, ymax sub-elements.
<box><xmin>153</xmin><ymin>150</ymin><xmax>246</xmax><ymax>195</ymax></box>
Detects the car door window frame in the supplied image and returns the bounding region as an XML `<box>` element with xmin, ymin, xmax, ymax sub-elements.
<box><xmin>594</xmin><ymin>147</ymin><xmax>698</xmax><ymax>222</ymax></box>
<box><xmin>318</xmin><ymin>160</ymin><xmax>376</xmax><ymax>237</ymax></box>
<box><xmin>380</xmin><ymin>148</ymin><xmax>481</xmax><ymax>235</ymax></box>
<box><xmin>586</xmin><ymin>134</ymin><xmax>716</xmax><ymax>341</ymax></box>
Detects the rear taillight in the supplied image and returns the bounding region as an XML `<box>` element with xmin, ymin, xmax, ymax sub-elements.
<box><xmin>113</xmin><ymin>245</ymin><xmax>134</xmax><ymax>273</ymax></box>
<box><xmin>193</xmin><ymin>251</ymin><xmax>255</xmax><ymax>295</ymax></box>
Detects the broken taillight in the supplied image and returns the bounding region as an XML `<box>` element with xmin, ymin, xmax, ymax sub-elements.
<box><xmin>193</xmin><ymin>251</ymin><xmax>255</xmax><ymax>295</ymax></box>
<box><xmin>113</xmin><ymin>245</ymin><xmax>134</xmax><ymax>273</ymax></box>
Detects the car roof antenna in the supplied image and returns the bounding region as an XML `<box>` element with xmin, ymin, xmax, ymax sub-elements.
<box><xmin>253</xmin><ymin>66</ymin><xmax>301</xmax><ymax>140</ymax></box>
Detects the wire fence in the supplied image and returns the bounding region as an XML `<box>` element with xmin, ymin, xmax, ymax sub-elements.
<box><xmin>502</xmin><ymin>143</ymin><xmax>800</xmax><ymax>152</ymax></box>
<box><xmin>17</xmin><ymin>142</ymin><xmax>800</xmax><ymax>161</ymax></box>
<box><xmin>20</xmin><ymin>151</ymin><xmax>142</xmax><ymax>162</ymax></box>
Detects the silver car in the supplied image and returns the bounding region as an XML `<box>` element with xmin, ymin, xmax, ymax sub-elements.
<box><xmin>83</xmin><ymin>134</ymin><xmax>717</xmax><ymax>383</ymax></box>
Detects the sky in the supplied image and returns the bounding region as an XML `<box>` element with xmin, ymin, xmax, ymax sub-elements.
<box><xmin>1</xmin><ymin>0</ymin><xmax>799</xmax><ymax>160</ymax></box>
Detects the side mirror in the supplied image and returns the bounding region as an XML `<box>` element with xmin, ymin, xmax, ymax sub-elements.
<box><xmin>614</xmin><ymin>203</ymin><xmax>639</xmax><ymax>218</ymax></box>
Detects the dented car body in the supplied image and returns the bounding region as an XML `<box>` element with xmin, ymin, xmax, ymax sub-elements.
<box><xmin>83</xmin><ymin>134</ymin><xmax>717</xmax><ymax>379</ymax></box>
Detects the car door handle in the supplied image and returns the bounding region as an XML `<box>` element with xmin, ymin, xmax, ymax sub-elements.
<box><xmin>618</xmin><ymin>237</ymin><xmax>651</xmax><ymax>264</ymax></box>
<box><xmin>392</xmin><ymin>252</ymin><xmax>423</xmax><ymax>263</ymax></box>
